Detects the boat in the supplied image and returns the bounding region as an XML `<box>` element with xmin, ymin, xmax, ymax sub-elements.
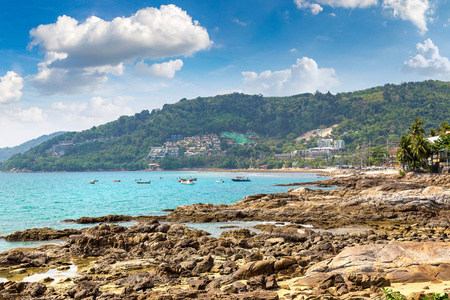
<box><xmin>181</xmin><ymin>179</ymin><xmax>195</xmax><ymax>185</ymax></box>
<box><xmin>89</xmin><ymin>179</ymin><xmax>99</xmax><ymax>184</ymax></box>
<box><xmin>231</xmin><ymin>176</ymin><xmax>250</xmax><ymax>182</ymax></box>
<box><xmin>216</xmin><ymin>179</ymin><xmax>224</xmax><ymax>183</ymax></box>
<box><xmin>114</xmin><ymin>180</ymin><xmax>121</xmax><ymax>182</ymax></box>
<box><xmin>136</xmin><ymin>181</ymin><xmax>151</xmax><ymax>184</ymax></box>
<box><xmin>177</xmin><ymin>177</ymin><xmax>197</xmax><ymax>182</ymax></box>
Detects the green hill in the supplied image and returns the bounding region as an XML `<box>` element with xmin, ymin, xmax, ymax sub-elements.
<box><xmin>2</xmin><ymin>80</ymin><xmax>449</xmax><ymax>171</ymax></box>
<box><xmin>0</xmin><ymin>132</ymin><xmax>66</xmax><ymax>162</ymax></box>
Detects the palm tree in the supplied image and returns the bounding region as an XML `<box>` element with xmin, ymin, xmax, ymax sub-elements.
<box><xmin>396</xmin><ymin>135</ymin><xmax>413</xmax><ymax>171</ymax></box>
<box><xmin>438</xmin><ymin>121</ymin><xmax>450</xmax><ymax>135</ymax></box>
<box><xmin>411</xmin><ymin>135</ymin><xmax>431</xmax><ymax>170</ymax></box>
<box><xmin>408</xmin><ymin>117</ymin><xmax>425</xmax><ymax>139</ymax></box>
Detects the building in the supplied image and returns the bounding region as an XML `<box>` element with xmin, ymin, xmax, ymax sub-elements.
<box><xmin>274</xmin><ymin>153</ymin><xmax>292</xmax><ymax>161</ymax></box>
<box><xmin>148</xmin><ymin>146</ymin><xmax>180</xmax><ymax>159</ymax></box>
<box><xmin>317</xmin><ymin>139</ymin><xmax>333</xmax><ymax>148</ymax></box>
<box><xmin>167</xmin><ymin>147</ymin><xmax>179</xmax><ymax>157</ymax></box>
<box><xmin>297</xmin><ymin>147</ymin><xmax>344</xmax><ymax>158</ymax></box>
<box><xmin>334</xmin><ymin>140</ymin><xmax>345</xmax><ymax>149</ymax></box>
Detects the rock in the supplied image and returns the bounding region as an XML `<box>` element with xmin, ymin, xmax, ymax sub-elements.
<box><xmin>274</xmin><ymin>257</ymin><xmax>296</xmax><ymax>271</ymax></box>
<box><xmin>5</xmin><ymin>227</ymin><xmax>80</xmax><ymax>241</ymax></box>
<box><xmin>193</xmin><ymin>255</ymin><xmax>214</xmax><ymax>274</ymax></box>
<box><xmin>265</xmin><ymin>275</ymin><xmax>278</xmax><ymax>290</ymax></box>
<box><xmin>39</xmin><ymin>277</ymin><xmax>54</xmax><ymax>283</ymax></box>
<box><xmin>233</xmin><ymin>260</ymin><xmax>275</xmax><ymax>279</ymax></box>
<box><xmin>10</xmin><ymin>268</ymin><xmax>27</xmax><ymax>274</ymax></box>
<box><xmin>304</xmin><ymin>242</ymin><xmax>450</xmax><ymax>283</ymax></box>
<box><xmin>220</xmin><ymin>228</ymin><xmax>255</xmax><ymax>239</ymax></box>
<box><xmin>188</xmin><ymin>278</ymin><xmax>210</xmax><ymax>290</ymax></box>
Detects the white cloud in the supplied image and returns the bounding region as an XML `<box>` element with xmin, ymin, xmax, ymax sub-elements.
<box><xmin>403</xmin><ymin>39</ymin><xmax>450</xmax><ymax>77</ymax></box>
<box><xmin>0</xmin><ymin>71</ymin><xmax>24</xmax><ymax>104</ymax></box>
<box><xmin>294</xmin><ymin>0</ymin><xmax>431</xmax><ymax>34</ymax></box>
<box><xmin>233</xmin><ymin>18</ymin><xmax>250</xmax><ymax>26</ymax></box>
<box><xmin>29</xmin><ymin>5</ymin><xmax>212</xmax><ymax>69</ymax></box>
<box><xmin>28</xmin><ymin>5</ymin><xmax>212</xmax><ymax>94</ymax></box>
<box><xmin>383</xmin><ymin>0</ymin><xmax>429</xmax><ymax>34</ymax></box>
<box><xmin>5</xmin><ymin>107</ymin><xmax>47</xmax><ymax>122</ymax></box>
<box><xmin>310</xmin><ymin>3</ymin><xmax>324</xmax><ymax>14</ymax></box>
<box><xmin>241</xmin><ymin>57</ymin><xmax>339</xmax><ymax>96</ymax></box>
<box><xmin>294</xmin><ymin>0</ymin><xmax>376</xmax><ymax>11</ymax></box>
<box><xmin>52</xmin><ymin>96</ymin><xmax>134</xmax><ymax>123</ymax></box>
<box><xmin>444</xmin><ymin>18</ymin><xmax>450</xmax><ymax>28</ymax></box>
<box><xmin>135</xmin><ymin>59</ymin><xmax>184</xmax><ymax>78</ymax></box>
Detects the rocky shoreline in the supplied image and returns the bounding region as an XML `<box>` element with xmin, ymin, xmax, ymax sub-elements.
<box><xmin>1</xmin><ymin>172</ymin><xmax>449</xmax><ymax>299</ymax></box>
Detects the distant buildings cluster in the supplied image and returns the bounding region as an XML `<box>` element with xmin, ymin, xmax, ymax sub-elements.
<box><xmin>148</xmin><ymin>133</ymin><xmax>223</xmax><ymax>159</ymax></box>
<box><xmin>46</xmin><ymin>138</ymin><xmax>117</xmax><ymax>158</ymax></box>
<box><xmin>295</xmin><ymin>139</ymin><xmax>346</xmax><ymax>159</ymax></box>
<box><xmin>275</xmin><ymin>139</ymin><xmax>346</xmax><ymax>160</ymax></box>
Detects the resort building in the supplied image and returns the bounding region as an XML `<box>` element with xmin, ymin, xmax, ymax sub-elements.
<box><xmin>334</xmin><ymin>140</ymin><xmax>345</xmax><ymax>149</ymax></box>
<box><xmin>317</xmin><ymin>139</ymin><xmax>333</xmax><ymax>148</ymax></box>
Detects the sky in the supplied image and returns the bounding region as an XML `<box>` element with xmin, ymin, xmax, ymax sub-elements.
<box><xmin>0</xmin><ymin>0</ymin><xmax>449</xmax><ymax>147</ymax></box>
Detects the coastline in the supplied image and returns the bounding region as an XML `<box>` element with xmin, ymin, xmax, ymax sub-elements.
<box><xmin>1</xmin><ymin>171</ymin><xmax>449</xmax><ymax>299</ymax></box>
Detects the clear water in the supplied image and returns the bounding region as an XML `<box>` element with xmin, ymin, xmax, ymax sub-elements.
<box><xmin>0</xmin><ymin>171</ymin><xmax>324</xmax><ymax>251</ymax></box>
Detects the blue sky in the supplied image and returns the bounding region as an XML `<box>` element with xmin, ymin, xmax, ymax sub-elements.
<box><xmin>0</xmin><ymin>0</ymin><xmax>449</xmax><ymax>147</ymax></box>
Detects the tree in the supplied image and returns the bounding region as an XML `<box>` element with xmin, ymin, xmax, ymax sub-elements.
<box><xmin>396</xmin><ymin>135</ymin><xmax>413</xmax><ymax>171</ymax></box>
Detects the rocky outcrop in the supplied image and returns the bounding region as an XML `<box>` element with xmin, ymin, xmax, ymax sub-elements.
<box><xmin>3</xmin><ymin>227</ymin><xmax>81</xmax><ymax>241</ymax></box>
<box><xmin>299</xmin><ymin>242</ymin><xmax>450</xmax><ymax>283</ymax></box>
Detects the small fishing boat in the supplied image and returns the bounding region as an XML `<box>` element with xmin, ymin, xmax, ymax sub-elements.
<box><xmin>181</xmin><ymin>179</ymin><xmax>195</xmax><ymax>185</ymax></box>
<box><xmin>177</xmin><ymin>177</ymin><xmax>197</xmax><ymax>182</ymax></box>
<box><xmin>89</xmin><ymin>179</ymin><xmax>99</xmax><ymax>184</ymax></box>
<box><xmin>216</xmin><ymin>179</ymin><xmax>224</xmax><ymax>183</ymax></box>
<box><xmin>114</xmin><ymin>180</ymin><xmax>121</xmax><ymax>182</ymax></box>
<box><xmin>136</xmin><ymin>181</ymin><xmax>151</xmax><ymax>184</ymax></box>
<box><xmin>231</xmin><ymin>176</ymin><xmax>250</xmax><ymax>182</ymax></box>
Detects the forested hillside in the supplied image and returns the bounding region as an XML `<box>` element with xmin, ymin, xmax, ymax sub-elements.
<box><xmin>2</xmin><ymin>80</ymin><xmax>449</xmax><ymax>171</ymax></box>
<box><xmin>0</xmin><ymin>132</ymin><xmax>65</xmax><ymax>162</ymax></box>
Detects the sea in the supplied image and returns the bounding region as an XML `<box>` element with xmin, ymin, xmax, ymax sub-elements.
<box><xmin>0</xmin><ymin>171</ymin><xmax>326</xmax><ymax>251</ymax></box>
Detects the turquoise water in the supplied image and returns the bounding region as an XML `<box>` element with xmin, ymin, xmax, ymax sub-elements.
<box><xmin>0</xmin><ymin>171</ymin><xmax>324</xmax><ymax>251</ymax></box>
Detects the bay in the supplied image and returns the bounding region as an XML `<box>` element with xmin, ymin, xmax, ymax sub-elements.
<box><xmin>0</xmin><ymin>171</ymin><xmax>324</xmax><ymax>251</ymax></box>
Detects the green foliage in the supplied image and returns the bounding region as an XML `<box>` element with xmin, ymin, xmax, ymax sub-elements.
<box><xmin>381</xmin><ymin>288</ymin><xmax>406</xmax><ymax>300</ymax></box>
<box><xmin>423</xmin><ymin>293</ymin><xmax>449</xmax><ymax>300</ymax></box>
<box><xmin>2</xmin><ymin>80</ymin><xmax>450</xmax><ymax>171</ymax></box>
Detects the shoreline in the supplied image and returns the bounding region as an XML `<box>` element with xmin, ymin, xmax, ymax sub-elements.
<box><xmin>1</xmin><ymin>172</ymin><xmax>449</xmax><ymax>299</ymax></box>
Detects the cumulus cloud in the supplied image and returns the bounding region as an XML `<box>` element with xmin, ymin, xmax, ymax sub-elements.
<box><xmin>135</xmin><ymin>59</ymin><xmax>184</xmax><ymax>78</ymax></box>
<box><xmin>28</xmin><ymin>5</ymin><xmax>212</xmax><ymax>94</ymax></box>
<box><xmin>31</xmin><ymin>53</ymin><xmax>109</xmax><ymax>95</ymax></box>
<box><xmin>294</xmin><ymin>0</ymin><xmax>431</xmax><ymax>34</ymax></box>
<box><xmin>5</xmin><ymin>107</ymin><xmax>47</xmax><ymax>122</ymax></box>
<box><xmin>403</xmin><ymin>39</ymin><xmax>450</xmax><ymax>77</ymax></box>
<box><xmin>0</xmin><ymin>71</ymin><xmax>24</xmax><ymax>104</ymax></box>
<box><xmin>241</xmin><ymin>57</ymin><xmax>339</xmax><ymax>96</ymax></box>
<box><xmin>383</xmin><ymin>0</ymin><xmax>429</xmax><ymax>34</ymax></box>
<box><xmin>52</xmin><ymin>96</ymin><xmax>134</xmax><ymax>123</ymax></box>
<box><xmin>29</xmin><ymin>5</ymin><xmax>212</xmax><ymax>68</ymax></box>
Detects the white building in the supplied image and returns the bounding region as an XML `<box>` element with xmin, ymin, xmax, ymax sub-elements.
<box><xmin>334</xmin><ymin>140</ymin><xmax>345</xmax><ymax>149</ymax></box>
<box><xmin>317</xmin><ymin>139</ymin><xmax>333</xmax><ymax>148</ymax></box>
